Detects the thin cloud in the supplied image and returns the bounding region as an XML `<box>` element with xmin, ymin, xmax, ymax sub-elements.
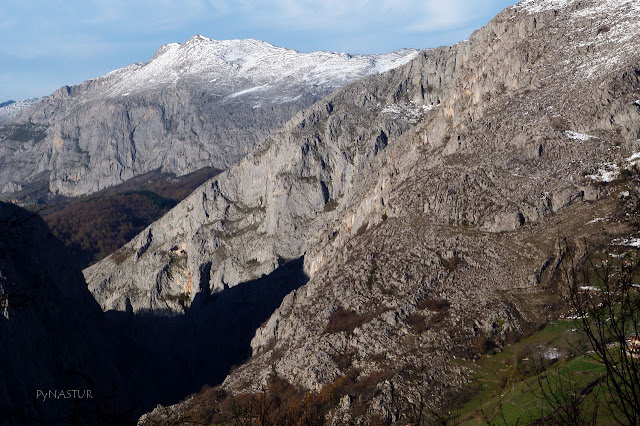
<box><xmin>203</xmin><ymin>0</ymin><xmax>506</xmax><ymax>33</ymax></box>
<box><xmin>82</xmin><ymin>0</ymin><xmax>209</xmax><ymax>31</ymax></box>
<box><xmin>0</xmin><ymin>0</ymin><xmax>519</xmax><ymax>100</ymax></box>
<box><xmin>407</xmin><ymin>0</ymin><xmax>511</xmax><ymax>32</ymax></box>
<box><xmin>0</xmin><ymin>9</ymin><xmax>11</xmax><ymax>30</ymax></box>
<box><xmin>1</xmin><ymin>37</ymin><xmax>117</xmax><ymax>59</ymax></box>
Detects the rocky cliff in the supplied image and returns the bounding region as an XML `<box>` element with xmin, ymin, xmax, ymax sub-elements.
<box><xmin>224</xmin><ymin>1</ymin><xmax>640</xmax><ymax>419</ymax></box>
<box><xmin>83</xmin><ymin>47</ymin><xmax>451</xmax><ymax>313</ymax></box>
<box><xmin>83</xmin><ymin>0</ymin><xmax>640</xmax><ymax>422</ymax></box>
<box><xmin>86</xmin><ymin>0</ymin><xmax>640</xmax><ymax>314</ymax></box>
<box><xmin>0</xmin><ymin>98</ymin><xmax>41</xmax><ymax>125</ymax></box>
<box><xmin>0</xmin><ymin>38</ymin><xmax>418</xmax><ymax>198</ymax></box>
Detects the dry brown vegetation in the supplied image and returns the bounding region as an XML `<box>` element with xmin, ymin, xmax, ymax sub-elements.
<box><xmin>325</xmin><ymin>307</ymin><xmax>377</xmax><ymax>334</ymax></box>
<box><xmin>43</xmin><ymin>168</ymin><xmax>220</xmax><ymax>269</ymax></box>
<box><xmin>161</xmin><ymin>371</ymin><xmax>399</xmax><ymax>426</ymax></box>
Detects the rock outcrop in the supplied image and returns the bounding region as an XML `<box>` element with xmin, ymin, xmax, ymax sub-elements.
<box><xmin>0</xmin><ymin>38</ymin><xmax>418</xmax><ymax>198</ymax></box>
<box><xmin>86</xmin><ymin>0</ymin><xmax>640</xmax><ymax>315</ymax></box>
<box><xmin>84</xmin><ymin>0</ymin><xmax>640</xmax><ymax>422</ymax></box>
<box><xmin>84</xmin><ymin>48</ymin><xmax>448</xmax><ymax>314</ymax></box>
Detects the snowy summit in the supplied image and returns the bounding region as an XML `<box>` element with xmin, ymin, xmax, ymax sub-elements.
<box><xmin>91</xmin><ymin>36</ymin><xmax>420</xmax><ymax>101</ymax></box>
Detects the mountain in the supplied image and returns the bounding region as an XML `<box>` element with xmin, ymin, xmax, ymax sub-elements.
<box><xmin>0</xmin><ymin>37</ymin><xmax>418</xmax><ymax>198</ymax></box>
<box><xmin>73</xmin><ymin>0</ymin><xmax>640</xmax><ymax>423</ymax></box>
<box><xmin>85</xmin><ymin>0</ymin><xmax>640</xmax><ymax>316</ymax></box>
<box><xmin>0</xmin><ymin>98</ymin><xmax>41</xmax><ymax>125</ymax></box>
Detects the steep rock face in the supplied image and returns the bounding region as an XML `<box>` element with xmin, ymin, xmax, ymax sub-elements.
<box><xmin>0</xmin><ymin>203</ymin><xmax>135</xmax><ymax>424</ymax></box>
<box><xmin>0</xmin><ymin>37</ymin><xmax>418</xmax><ymax>197</ymax></box>
<box><xmin>219</xmin><ymin>0</ymin><xmax>640</xmax><ymax>416</ymax></box>
<box><xmin>132</xmin><ymin>0</ymin><xmax>640</xmax><ymax>422</ymax></box>
<box><xmin>84</xmin><ymin>48</ymin><xmax>453</xmax><ymax>314</ymax></box>
<box><xmin>87</xmin><ymin>0</ymin><xmax>640</xmax><ymax>316</ymax></box>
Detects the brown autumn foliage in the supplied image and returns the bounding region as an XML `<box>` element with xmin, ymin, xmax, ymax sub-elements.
<box><xmin>42</xmin><ymin>168</ymin><xmax>220</xmax><ymax>269</ymax></box>
<box><xmin>325</xmin><ymin>307</ymin><xmax>377</xmax><ymax>334</ymax></box>
<box><xmin>406</xmin><ymin>313</ymin><xmax>429</xmax><ymax>333</ymax></box>
<box><xmin>177</xmin><ymin>371</ymin><xmax>397</xmax><ymax>426</ymax></box>
<box><xmin>417</xmin><ymin>298</ymin><xmax>450</xmax><ymax>312</ymax></box>
<box><xmin>472</xmin><ymin>331</ymin><xmax>495</xmax><ymax>356</ymax></box>
<box><xmin>45</xmin><ymin>192</ymin><xmax>173</xmax><ymax>268</ymax></box>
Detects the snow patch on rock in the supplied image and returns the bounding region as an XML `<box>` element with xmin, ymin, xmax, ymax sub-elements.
<box><xmin>587</xmin><ymin>163</ymin><xmax>619</xmax><ymax>182</ymax></box>
<box><xmin>515</xmin><ymin>0</ymin><xmax>640</xmax><ymax>80</ymax></box>
<box><xmin>612</xmin><ymin>237</ymin><xmax>640</xmax><ymax>248</ymax></box>
<box><xmin>565</xmin><ymin>130</ymin><xmax>594</xmax><ymax>141</ymax></box>
<box><xmin>381</xmin><ymin>102</ymin><xmax>435</xmax><ymax>123</ymax></box>
<box><xmin>0</xmin><ymin>98</ymin><xmax>42</xmax><ymax>124</ymax></box>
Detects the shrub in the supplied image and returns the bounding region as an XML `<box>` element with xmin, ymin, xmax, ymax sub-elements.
<box><xmin>472</xmin><ymin>332</ymin><xmax>494</xmax><ymax>356</ymax></box>
<box><xmin>418</xmin><ymin>297</ymin><xmax>451</xmax><ymax>312</ymax></box>
<box><xmin>355</xmin><ymin>222</ymin><xmax>368</xmax><ymax>237</ymax></box>
<box><xmin>441</xmin><ymin>253</ymin><xmax>461</xmax><ymax>271</ymax></box>
<box><xmin>406</xmin><ymin>313</ymin><xmax>429</xmax><ymax>333</ymax></box>
<box><xmin>325</xmin><ymin>308</ymin><xmax>378</xmax><ymax>334</ymax></box>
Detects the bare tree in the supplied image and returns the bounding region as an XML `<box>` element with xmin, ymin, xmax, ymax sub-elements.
<box><xmin>562</xmin><ymin>245</ymin><xmax>640</xmax><ymax>425</ymax></box>
<box><xmin>528</xmin><ymin>355</ymin><xmax>600</xmax><ymax>426</ymax></box>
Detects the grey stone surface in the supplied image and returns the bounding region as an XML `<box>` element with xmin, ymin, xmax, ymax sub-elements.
<box><xmin>84</xmin><ymin>49</ymin><xmax>447</xmax><ymax>314</ymax></box>
<box><xmin>86</xmin><ymin>0</ymin><xmax>640</xmax><ymax>422</ymax></box>
<box><xmin>90</xmin><ymin>0</ymin><xmax>640</xmax><ymax>317</ymax></box>
<box><xmin>0</xmin><ymin>98</ymin><xmax>41</xmax><ymax>125</ymax></box>
<box><xmin>0</xmin><ymin>38</ymin><xmax>418</xmax><ymax>198</ymax></box>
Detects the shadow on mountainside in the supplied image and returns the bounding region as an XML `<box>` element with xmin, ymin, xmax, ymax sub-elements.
<box><xmin>0</xmin><ymin>201</ymin><xmax>307</xmax><ymax>424</ymax></box>
<box><xmin>105</xmin><ymin>256</ymin><xmax>309</xmax><ymax>417</ymax></box>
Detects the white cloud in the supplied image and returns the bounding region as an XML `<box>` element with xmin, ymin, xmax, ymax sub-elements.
<box><xmin>408</xmin><ymin>0</ymin><xmax>510</xmax><ymax>32</ymax></box>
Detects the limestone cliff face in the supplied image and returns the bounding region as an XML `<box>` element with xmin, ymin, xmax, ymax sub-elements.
<box><xmin>81</xmin><ymin>0</ymin><xmax>640</xmax><ymax>422</ymax></box>
<box><xmin>83</xmin><ymin>48</ymin><xmax>453</xmax><ymax>314</ymax></box>
<box><xmin>86</xmin><ymin>0</ymin><xmax>640</xmax><ymax>316</ymax></box>
<box><xmin>0</xmin><ymin>38</ymin><xmax>418</xmax><ymax>198</ymax></box>
<box><xmin>217</xmin><ymin>1</ymin><xmax>640</xmax><ymax>418</ymax></box>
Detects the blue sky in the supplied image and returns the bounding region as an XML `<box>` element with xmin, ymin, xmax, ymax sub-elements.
<box><xmin>0</xmin><ymin>0</ymin><xmax>520</xmax><ymax>101</ymax></box>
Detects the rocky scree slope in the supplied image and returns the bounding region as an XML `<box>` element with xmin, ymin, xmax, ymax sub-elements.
<box><xmin>135</xmin><ymin>0</ymin><xmax>640</xmax><ymax>423</ymax></box>
<box><xmin>0</xmin><ymin>37</ymin><xmax>418</xmax><ymax>198</ymax></box>
<box><xmin>86</xmin><ymin>0</ymin><xmax>640</xmax><ymax>320</ymax></box>
<box><xmin>226</xmin><ymin>0</ymin><xmax>640</xmax><ymax>414</ymax></box>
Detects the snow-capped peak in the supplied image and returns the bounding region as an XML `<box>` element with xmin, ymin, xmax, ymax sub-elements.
<box><xmin>0</xmin><ymin>97</ymin><xmax>43</xmax><ymax>124</ymax></box>
<box><xmin>89</xmin><ymin>36</ymin><xmax>421</xmax><ymax>100</ymax></box>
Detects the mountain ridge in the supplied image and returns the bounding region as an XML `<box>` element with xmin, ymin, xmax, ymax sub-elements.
<box><xmin>0</xmin><ymin>97</ymin><xmax>42</xmax><ymax>125</ymax></box>
<box><xmin>101</xmin><ymin>0</ymin><xmax>640</xmax><ymax>422</ymax></box>
<box><xmin>71</xmin><ymin>35</ymin><xmax>420</xmax><ymax>100</ymax></box>
<box><xmin>0</xmin><ymin>37</ymin><xmax>419</xmax><ymax>198</ymax></box>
